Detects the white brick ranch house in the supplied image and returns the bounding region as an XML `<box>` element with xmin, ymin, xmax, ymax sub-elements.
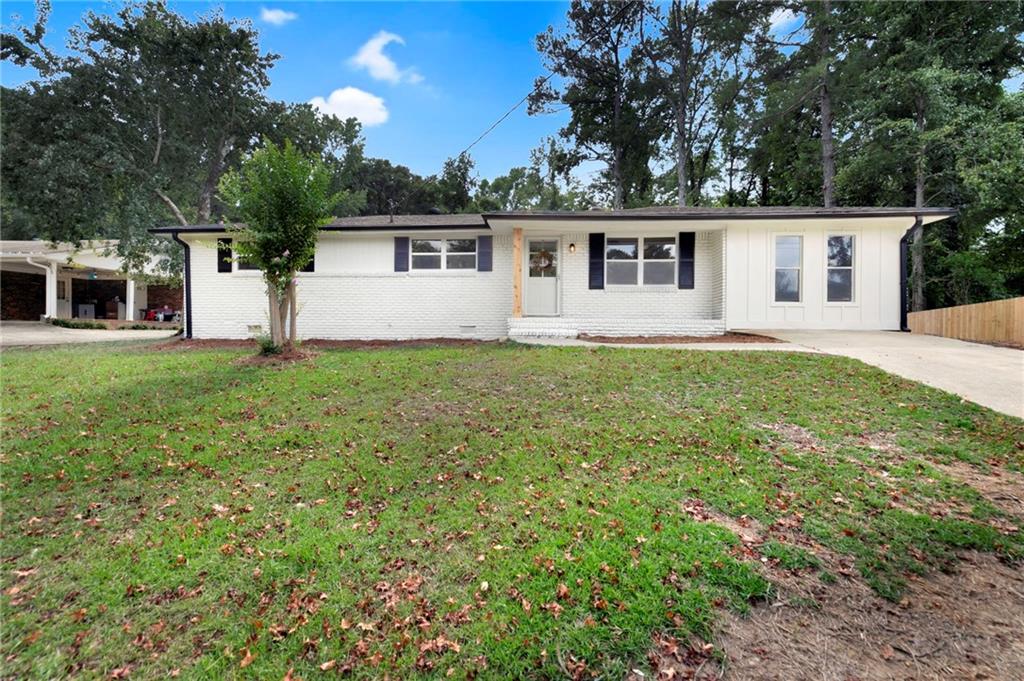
<box><xmin>151</xmin><ymin>206</ymin><xmax>954</xmax><ymax>340</ymax></box>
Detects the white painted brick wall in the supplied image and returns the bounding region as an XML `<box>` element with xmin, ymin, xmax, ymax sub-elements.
<box><xmin>557</xmin><ymin>230</ymin><xmax>720</xmax><ymax>321</ymax></box>
<box><xmin>183</xmin><ymin>228</ymin><xmax>725</xmax><ymax>340</ymax></box>
<box><xmin>184</xmin><ymin>232</ymin><xmax>512</xmax><ymax>340</ymax></box>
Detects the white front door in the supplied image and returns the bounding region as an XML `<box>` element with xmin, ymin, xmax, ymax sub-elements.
<box><xmin>525</xmin><ymin>238</ymin><xmax>559</xmax><ymax>316</ymax></box>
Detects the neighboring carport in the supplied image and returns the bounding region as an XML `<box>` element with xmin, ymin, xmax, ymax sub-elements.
<box><xmin>765</xmin><ymin>329</ymin><xmax>1024</xmax><ymax>418</ymax></box>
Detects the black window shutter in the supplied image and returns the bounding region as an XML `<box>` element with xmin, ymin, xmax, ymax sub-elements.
<box><xmin>394</xmin><ymin>237</ymin><xmax>410</xmax><ymax>272</ymax></box>
<box><xmin>678</xmin><ymin>232</ymin><xmax>695</xmax><ymax>289</ymax></box>
<box><xmin>217</xmin><ymin>239</ymin><xmax>232</xmax><ymax>273</ymax></box>
<box><xmin>588</xmin><ymin>232</ymin><xmax>605</xmax><ymax>290</ymax></box>
<box><xmin>477</xmin><ymin>235</ymin><xmax>493</xmax><ymax>271</ymax></box>
<box><xmin>300</xmin><ymin>255</ymin><xmax>314</xmax><ymax>273</ymax></box>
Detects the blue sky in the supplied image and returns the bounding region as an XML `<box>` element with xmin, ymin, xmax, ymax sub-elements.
<box><xmin>2</xmin><ymin>1</ymin><xmax>573</xmax><ymax>180</ymax></box>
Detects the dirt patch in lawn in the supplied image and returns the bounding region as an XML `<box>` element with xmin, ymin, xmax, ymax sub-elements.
<box><xmin>577</xmin><ymin>332</ymin><xmax>782</xmax><ymax>344</ymax></box>
<box><xmin>757</xmin><ymin>422</ymin><xmax>828</xmax><ymax>453</ymax></box>
<box><xmin>716</xmin><ymin>549</ymin><xmax>1024</xmax><ymax>681</ymax></box>
<box><xmin>232</xmin><ymin>347</ymin><xmax>318</xmax><ymax>366</ymax></box>
<box><xmin>647</xmin><ymin>497</ymin><xmax>1024</xmax><ymax>681</ymax></box>
<box><xmin>932</xmin><ymin>460</ymin><xmax>1024</xmax><ymax>517</ymax></box>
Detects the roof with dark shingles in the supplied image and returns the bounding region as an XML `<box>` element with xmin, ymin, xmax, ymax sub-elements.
<box><xmin>150</xmin><ymin>206</ymin><xmax>955</xmax><ymax>233</ymax></box>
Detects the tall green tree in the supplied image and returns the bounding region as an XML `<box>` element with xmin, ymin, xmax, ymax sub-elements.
<box><xmin>219</xmin><ymin>141</ymin><xmax>345</xmax><ymax>349</ymax></box>
<box><xmin>837</xmin><ymin>0</ymin><xmax>1024</xmax><ymax>309</ymax></box>
<box><xmin>639</xmin><ymin>0</ymin><xmax>771</xmax><ymax>206</ymax></box>
<box><xmin>2</xmin><ymin>1</ymin><xmax>277</xmax><ymax>273</ymax></box>
<box><xmin>529</xmin><ymin>0</ymin><xmax>657</xmax><ymax>208</ymax></box>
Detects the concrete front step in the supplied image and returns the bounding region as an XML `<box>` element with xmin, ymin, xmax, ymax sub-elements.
<box><xmin>507</xmin><ymin>317</ymin><xmax>725</xmax><ymax>338</ymax></box>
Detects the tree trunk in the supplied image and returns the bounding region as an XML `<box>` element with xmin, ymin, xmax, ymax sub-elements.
<box><xmin>910</xmin><ymin>95</ymin><xmax>927</xmax><ymax>312</ymax></box>
<box><xmin>268</xmin><ymin>287</ymin><xmax>283</xmax><ymax>347</ymax></box>
<box><xmin>818</xmin><ymin>0</ymin><xmax>835</xmax><ymax>208</ymax></box>
<box><xmin>288</xmin><ymin>279</ymin><xmax>298</xmax><ymax>346</ymax></box>
<box><xmin>676</xmin><ymin>104</ymin><xmax>687</xmax><ymax>207</ymax></box>
<box><xmin>155</xmin><ymin>189</ymin><xmax>188</xmax><ymax>226</ymax></box>
<box><xmin>197</xmin><ymin>135</ymin><xmax>234</xmax><ymax>223</ymax></box>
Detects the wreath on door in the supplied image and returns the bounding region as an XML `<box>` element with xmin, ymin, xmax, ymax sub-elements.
<box><xmin>530</xmin><ymin>249</ymin><xmax>554</xmax><ymax>272</ymax></box>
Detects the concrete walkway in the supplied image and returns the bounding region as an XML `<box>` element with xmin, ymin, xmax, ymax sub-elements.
<box><xmin>0</xmin><ymin>321</ymin><xmax>178</xmax><ymax>347</ymax></box>
<box><xmin>514</xmin><ymin>336</ymin><xmax>812</xmax><ymax>352</ymax></box>
<box><xmin>763</xmin><ymin>330</ymin><xmax>1023</xmax><ymax>419</ymax></box>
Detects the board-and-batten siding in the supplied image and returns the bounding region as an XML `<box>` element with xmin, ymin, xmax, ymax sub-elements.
<box><xmin>725</xmin><ymin>223</ymin><xmax>902</xmax><ymax>330</ymax></box>
<box><xmin>184</xmin><ymin>232</ymin><xmax>512</xmax><ymax>340</ymax></box>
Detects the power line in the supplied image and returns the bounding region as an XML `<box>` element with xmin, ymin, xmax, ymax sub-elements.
<box><xmin>457</xmin><ymin>0</ymin><xmax>639</xmax><ymax>158</ymax></box>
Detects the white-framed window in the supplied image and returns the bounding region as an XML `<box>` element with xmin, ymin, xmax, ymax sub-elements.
<box><xmin>606</xmin><ymin>238</ymin><xmax>638</xmax><ymax>285</ymax></box>
<box><xmin>643</xmin><ymin>237</ymin><xmax>676</xmax><ymax>285</ymax></box>
<box><xmin>605</xmin><ymin>236</ymin><xmax>677</xmax><ymax>286</ymax></box>
<box><xmin>773</xmin><ymin>235</ymin><xmax>802</xmax><ymax>303</ymax></box>
<box><xmin>411</xmin><ymin>238</ymin><xmax>477</xmax><ymax>270</ymax></box>
<box><xmin>826</xmin><ymin>235</ymin><xmax>854</xmax><ymax>302</ymax></box>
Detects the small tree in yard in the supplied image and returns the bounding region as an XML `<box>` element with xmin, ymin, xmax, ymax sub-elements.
<box><xmin>219</xmin><ymin>140</ymin><xmax>342</xmax><ymax>350</ymax></box>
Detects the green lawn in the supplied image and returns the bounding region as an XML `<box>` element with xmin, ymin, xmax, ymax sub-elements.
<box><xmin>2</xmin><ymin>342</ymin><xmax>1021</xmax><ymax>679</ymax></box>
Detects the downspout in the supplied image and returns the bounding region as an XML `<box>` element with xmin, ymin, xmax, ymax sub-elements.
<box><xmin>170</xmin><ymin>231</ymin><xmax>193</xmax><ymax>339</ymax></box>
<box><xmin>898</xmin><ymin>223</ymin><xmax>914</xmax><ymax>332</ymax></box>
<box><xmin>25</xmin><ymin>257</ymin><xmax>56</xmax><ymax>319</ymax></box>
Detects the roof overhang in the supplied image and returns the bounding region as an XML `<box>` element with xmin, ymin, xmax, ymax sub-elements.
<box><xmin>151</xmin><ymin>207</ymin><xmax>956</xmax><ymax>237</ymax></box>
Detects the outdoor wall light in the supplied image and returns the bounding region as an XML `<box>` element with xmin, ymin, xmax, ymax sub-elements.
<box><xmin>568</xmin><ymin>243</ymin><xmax>576</xmax><ymax>254</ymax></box>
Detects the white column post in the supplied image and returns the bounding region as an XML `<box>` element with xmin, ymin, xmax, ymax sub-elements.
<box><xmin>45</xmin><ymin>263</ymin><xmax>58</xmax><ymax>319</ymax></box>
<box><xmin>125</xmin><ymin>278</ymin><xmax>135</xmax><ymax>321</ymax></box>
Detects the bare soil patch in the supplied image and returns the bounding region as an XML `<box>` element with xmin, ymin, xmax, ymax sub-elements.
<box><xmin>232</xmin><ymin>347</ymin><xmax>317</xmax><ymax>366</ymax></box>
<box><xmin>578</xmin><ymin>332</ymin><xmax>781</xmax><ymax>344</ymax></box>
<box><xmin>716</xmin><ymin>549</ymin><xmax>1024</xmax><ymax>681</ymax></box>
<box><xmin>650</xmin><ymin>492</ymin><xmax>1024</xmax><ymax>680</ymax></box>
<box><xmin>932</xmin><ymin>460</ymin><xmax>1024</xmax><ymax>517</ymax></box>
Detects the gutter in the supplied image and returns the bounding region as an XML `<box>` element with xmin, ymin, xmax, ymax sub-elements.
<box><xmin>170</xmin><ymin>231</ymin><xmax>193</xmax><ymax>339</ymax></box>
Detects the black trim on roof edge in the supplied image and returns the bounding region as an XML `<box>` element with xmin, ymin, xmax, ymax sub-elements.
<box><xmin>150</xmin><ymin>207</ymin><xmax>956</xmax><ymax>234</ymax></box>
<box><xmin>150</xmin><ymin>223</ymin><xmax>487</xmax><ymax>234</ymax></box>
<box><xmin>482</xmin><ymin>208</ymin><xmax>957</xmax><ymax>221</ymax></box>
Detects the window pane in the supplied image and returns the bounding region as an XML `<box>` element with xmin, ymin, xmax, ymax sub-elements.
<box><xmin>827</xmin><ymin>269</ymin><xmax>853</xmax><ymax>302</ymax></box>
<box><xmin>412</xmin><ymin>254</ymin><xmax>441</xmax><ymax>270</ymax></box>
<box><xmin>644</xmin><ymin>261</ymin><xmax>675</xmax><ymax>285</ymax></box>
<box><xmin>447</xmin><ymin>254</ymin><xmax>476</xmax><ymax>270</ymax></box>
<box><xmin>827</xmin><ymin>236</ymin><xmax>853</xmax><ymax>267</ymax></box>
<box><xmin>529</xmin><ymin>240</ymin><xmax>557</xmax><ymax>255</ymax></box>
<box><xmin>607</xmin><ymin>261</ymin><xmax>638</xmax><ymax>285</ymax></box>
<box><xmin>447</xmin><ymin>238</ymin><xmax>476</xmax><ymax>254</ymax></box>
<box><xmin>643</xmin><ymin>237</ymin><xmax>675</xmax><ymax>260</ymax></box>
<box><xmin>775</xmin><ymin>236</ymin><xmax>801</xmax><ymax>268</ymax></box>
<box><xmin>412</xmin><ymin>239</ymin><xmax>441</xmax><ymax>254</ymax></box>
<box><xmin>606</xmin><ymin>238</ymin><xmax>638</xmax><ymax>260</ymax></box>
<box><xmin>775</xmin><ymin>269</ymin><xmax>800</xmax><ymax>302</ymax></box>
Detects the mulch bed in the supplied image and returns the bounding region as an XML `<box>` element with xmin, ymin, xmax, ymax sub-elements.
<box><xmin>578</xmin><ymin>332</ymin><xmax>782</xmax><ymax>344</ymax></box>
<box><xmin>150</xmin><ymin>337</ymin><xmax>496</xmax><ymax>352</ymax></box>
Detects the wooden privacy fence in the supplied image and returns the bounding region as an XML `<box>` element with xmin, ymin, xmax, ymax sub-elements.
<box><xmin>908</xmin><ymin>296</ymin><xmax>1024</xmax><ymax>346</ymax></box>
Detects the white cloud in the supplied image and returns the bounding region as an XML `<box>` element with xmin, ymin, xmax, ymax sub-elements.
<box><xmin>349</xmin><ymin>30</ymin><xmax>422</xmax><ymax>85</ymax></box>
<box><xmin>309</xmin><ymin>87</ymin><xmax>389</xmax><ymax>126</ymax></box>
<box><xmin>260</xmin><ymin>7</ymin><xmax>297</xmax><ymax>26</ymax></box>
<box><xmin>769</xmin><ymin>8</ymin><xmax>797</xmax><ymax>32</ymax></box>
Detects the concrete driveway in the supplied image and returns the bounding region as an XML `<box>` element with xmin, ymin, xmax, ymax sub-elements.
<box><xmin>764</xmin><ymin>330</ymin><xmax>1023</xmax><ymax>418</ymax></box>
<box><xmin>0</xmin><ymin>321</ymin><xmax>178</xmax><ymax>348</ymax></box>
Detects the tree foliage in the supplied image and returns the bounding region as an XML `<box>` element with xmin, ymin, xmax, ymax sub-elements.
<box><xmin>218</xmin><ymin>140</ymin><xmax>343</xmax><ymax>348</ymax></box>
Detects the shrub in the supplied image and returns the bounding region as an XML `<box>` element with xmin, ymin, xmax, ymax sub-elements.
<box><xmin>49</xmin><ymin>318</ymin><xmax>107</xmax><ymax>330</ymax></box>
<box><xmin>255</xmin><ymin>334</ymin><xmax>283</xmax><ymax>356</ymax></box>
